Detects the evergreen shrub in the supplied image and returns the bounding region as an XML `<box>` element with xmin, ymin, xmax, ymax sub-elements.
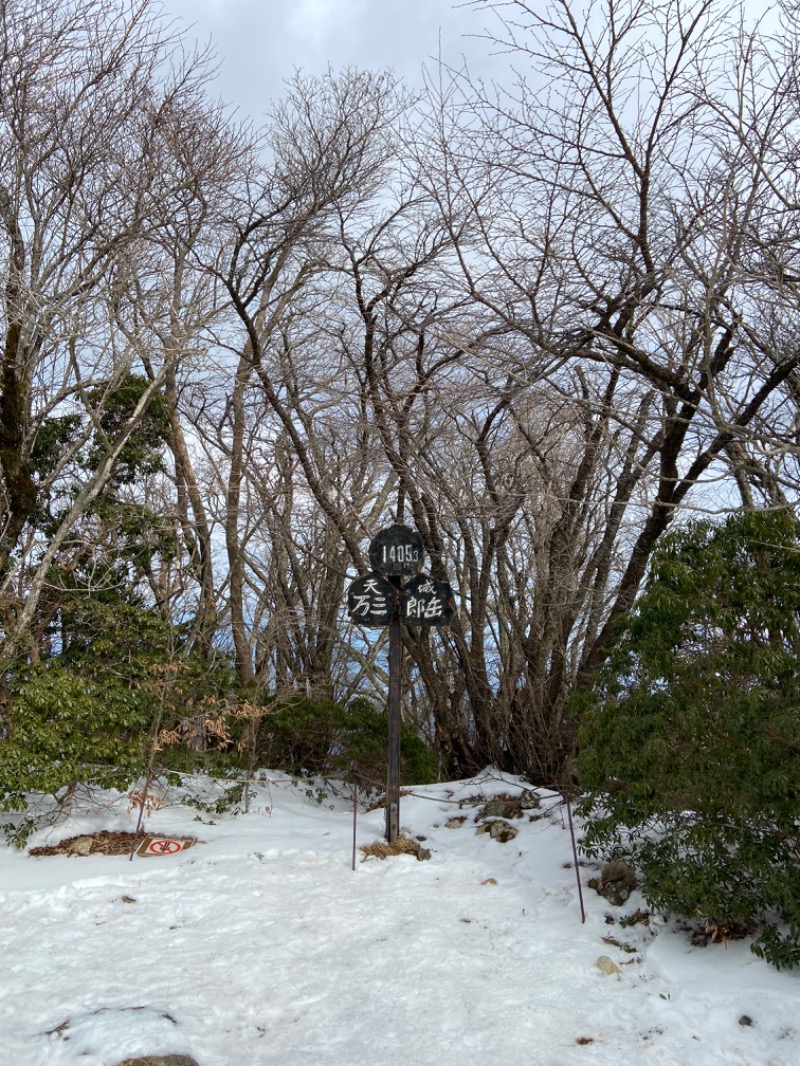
<box><xmin>257</xmin><ymin>695</ymin><xmax>437</xmax><ymax>786</ymax></box>
<box><xmin>577</xmin><ymin>510</ymin><xmax>800</xmax><ymax>969</ymax></box>
<box><xmin>1</xmin><ymin>602</ymin><xmax>181</xmax><ymax>836</ymax></box>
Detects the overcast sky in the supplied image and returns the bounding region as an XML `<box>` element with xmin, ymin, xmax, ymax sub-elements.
<box><xmin>162</xmin><ymin>0</ymin><xmax>508</xmax><ymax>119</ymax></box>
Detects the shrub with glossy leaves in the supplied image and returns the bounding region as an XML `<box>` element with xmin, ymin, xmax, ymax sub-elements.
<box><xmin>577</xmin><ymin>510</ymin><xmax>800</xmax><ymax>969</ymax></box>
<box><xmin>0</xmin><ymin>602</ymin><xmax>178</xmax><ymax>825</ymax></box>
<box><xmin>257</xmin><ymin>696</ymin><xmax>438</xmax><ymax>785</ymax></box>
<box><xmin>0</xmin><ymin>661</ymin><xmax>152</xmax><ymax>811</ymax></box>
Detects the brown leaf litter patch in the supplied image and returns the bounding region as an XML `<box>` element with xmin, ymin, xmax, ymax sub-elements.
<box><xmin>360</xmin><ymin>835</ymin><xmax>431</xmax><ymax>861</ymax></box>
<box><xmin>620</xmin><ymin>908</ymin><xmax>652</xmax><ymax>927</ymax></box>
<box><xmin>29</xmin><ymin>830</ymin><xmax>196</xmax><ymax>857</ymax></box>
<box><xmin>691</xmin><ymin>916</ymin><xmax>757</xmax><ymax>948</ymax></box>
<box><xmin>601</xmin><ymin>935</ymin><xmax>639</xmax><ymax>953</ymax></box>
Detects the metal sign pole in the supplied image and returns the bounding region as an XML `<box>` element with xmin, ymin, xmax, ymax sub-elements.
<box><xmin>345</xmin><ymin>524</ymin><xmax>455</xmax><ymax>847</ymax></box>
<box><xmin>386</xmin><ymin>577</ymin><xmax>402</xmax><ymax>843</ymax></box>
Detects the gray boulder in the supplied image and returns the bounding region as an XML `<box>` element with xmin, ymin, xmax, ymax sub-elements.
<box><xmin>597</xmin><ymin>860</ymin><xmax>637</xmax><ymax>905</ymax></box>
<box><xmin>476</xmin><ymin>819</ymin><xmax>519</xmax><ymax>843</ymax></box>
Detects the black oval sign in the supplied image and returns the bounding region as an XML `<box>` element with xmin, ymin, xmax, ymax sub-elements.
<box><xmin>402</xmin><ymin>574</ymin><xmax>455</xmax><ymax>627</ymax></box>
<box><xmin>369</xmin><ymin>525</ymin><xmax>424</xmax><ymax>578</ymax></box>
<box><xmin>347</xmin><ymin>572</ymin><xmax>397</xmax><ymax>627</ymax></box>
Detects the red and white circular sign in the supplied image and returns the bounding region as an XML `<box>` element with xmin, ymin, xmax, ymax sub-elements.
<box><xmin>145</xmin><ymin>838</ymin><xmax>184</xmax><ymax>855</ymax></box>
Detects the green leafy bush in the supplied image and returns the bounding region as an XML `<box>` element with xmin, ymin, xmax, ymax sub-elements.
<box><xmin>256</xmin><ymin>695</ymin><xmax>437</xmax><ymax>785</ymax></box>
<box><xmin>577</xmin><ymin>510</ymin><xmax>800</xmax><ymax>969</ymax></box>
<box><xmin>0</xmin><ymin>661</ymin><xmax>152</xmax><ymax>812</ymax></box>
<box><xmin>0</xmin><ymin>602</ymin><xmax>175</xmax><ymax>827</ymax></box>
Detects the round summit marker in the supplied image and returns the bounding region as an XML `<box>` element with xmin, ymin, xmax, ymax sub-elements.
<box><xmin>368</xmin><ymin>524</ymin><xmax>424</xmax><ymax>579</ymax></box>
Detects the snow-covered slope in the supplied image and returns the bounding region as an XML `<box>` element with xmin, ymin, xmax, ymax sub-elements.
<box><xmin>0</xmin><ymin>771</ymin><xmax>797</xmax><ymax>1065</ymax></box>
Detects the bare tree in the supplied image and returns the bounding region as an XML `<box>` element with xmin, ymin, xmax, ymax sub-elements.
<box><xmin>208</xmin><ymin>70</ymin><xmax>418</xmax><ymax>690</ymax></box>
<box><xmin>0</xmin><ymin>0</ymin><xmax>248</xmax><ymax>661</ymax></box>
<box><xmin>402</xmin><ymin>0</ymin><xmax>800</xmax><ymax>782</ymax></box>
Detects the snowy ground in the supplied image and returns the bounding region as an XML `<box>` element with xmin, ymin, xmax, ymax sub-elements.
<box><xmin>0</xmin><ymin>769</ymin><xmax>798</xmax><ymax>1066</ymax></box>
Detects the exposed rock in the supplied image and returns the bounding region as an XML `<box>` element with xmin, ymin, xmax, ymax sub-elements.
<box><xmin>476</xmin><ymin>819</ymin><xmax>518</xmax><ymax>843</ymax></box>
<box><xmin>485</xmin><ymin>791</ymin><xmax>539</xmax><ymax>819</ymax></box>
<box><xmin>66</xmin><ymin>835</ymin><xmax>93</xmax><ymax>856</ymax></box>
<box><xmin>595</xmin><ymin>955</ymin><xmax>620</xmax><ymax>976</ymax></box>
<box><xmin>445</xmin><ymin>817</ymin><xmax>467</xmax><ymax>828</ymax></box>
<box><xmin>480</xmin><ymin>797</ymin><xmax>519</xmax><ymax>819</ymax></box>
<box><xmin>116</xmin><ymin>1057</ymin><xmax>200</xmax><ymax>1066</ymax></box>
<box><xmin>474</xmin><ymin>790</ymin><xmax>539</xmax><ymax>822</ymax></box>
<box><xmin>597</xmin><ymin>860</ymin><xmax>637</xmax><ymax>906</ymax></box>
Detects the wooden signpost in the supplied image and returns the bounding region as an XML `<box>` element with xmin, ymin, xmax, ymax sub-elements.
<box><xmin>346</xmin><ymin>525</ymin><xmax>455</xmax><ymax>843</ymax></box>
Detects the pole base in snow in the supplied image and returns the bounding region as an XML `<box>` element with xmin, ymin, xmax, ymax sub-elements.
<box><xmin>386</xmin><ymin>802</ymin><xmax>399</xmax><ymax>844</ymax></box>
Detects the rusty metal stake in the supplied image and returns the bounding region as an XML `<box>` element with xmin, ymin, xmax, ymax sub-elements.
<box><xmin>352</xmin><ymin>767</ymin><xmax>358</xmax><ymax>872</ymax></box>
<box><xmin>565</xmin><ymin>794</ymin><xmax>586</xmax><ymax>923</ymax></box>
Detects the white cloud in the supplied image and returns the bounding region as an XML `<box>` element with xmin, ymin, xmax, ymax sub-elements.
<box><xmin>285</xmin><ymin>0</ymin><xmax>364</xmax><ymax>52</ymax></box>
<box><xmin>164</xmin><ymin>0</ymin><xmax>507</xmax><ymax>118</ymax></box>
